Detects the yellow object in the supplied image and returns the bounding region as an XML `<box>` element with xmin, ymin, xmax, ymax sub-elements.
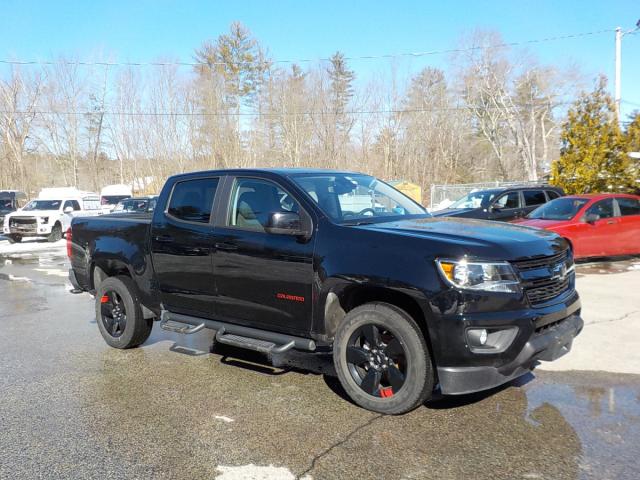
<box><xmin>439</xmin><ymin>262</ymin><xmax>455</xmax><ymax>282</ymax></box>
<box><xmin>389</xmin><ymin>181</ymin><xmax>422</xmax><ymax>204</ymax></box>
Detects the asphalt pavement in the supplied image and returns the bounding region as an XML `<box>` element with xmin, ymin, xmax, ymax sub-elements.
<box><xmin>1</xmin><ymin>240</ymin><xmax>639</xmax><ymax>479</ymax></box>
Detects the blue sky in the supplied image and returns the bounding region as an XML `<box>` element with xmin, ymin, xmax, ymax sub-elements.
<box><xmin>1</xmin><ymin>0</ymin><xmax>639</xmax><ymax>118</ymax></box>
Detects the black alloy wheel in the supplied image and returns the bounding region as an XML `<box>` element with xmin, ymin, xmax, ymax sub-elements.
<box><xmin>99</xmin><ymin>290</ymin><xmax>128</xmax><ymax>338</ymax></box>
<box><xmin>94</xmin><ymin>275</ymin><xmax>152</xmax><ymax>349</ymax></box>
<box><xmin>333</xmin><ymin>302</ymin><xmax>434</xmax><ymax>414</ymax></box>
<box><xmin>346</xmin><ymin>324</ymin><xmax>407</xmax><ymax>398</ymax></box>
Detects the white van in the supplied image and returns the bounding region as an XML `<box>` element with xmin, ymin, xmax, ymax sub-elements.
<box><xmin>2</xmin><ymin>187</ymin><xmax>101</xmax><ymax>243</ymax></box>
<box><xmin>100</xmin><ymin>184</ymin><xmax>132</xmax><ymax>214</ymax></box>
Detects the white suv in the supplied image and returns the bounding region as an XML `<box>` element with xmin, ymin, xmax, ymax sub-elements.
<box><xmin>3</xmin><ymin>192</ymin><xmax>100</xmax><ymax>243</ymax></box>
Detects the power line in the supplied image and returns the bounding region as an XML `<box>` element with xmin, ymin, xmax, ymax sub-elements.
<box><xmin>0</xmin><ymin>101</ymin><xmax>576</xmax><ymax>117</ymax></box>
<box><xmin>0</xmin><ymin>29</ymin><xmax>614</xmax><ymax>68</ymax></box>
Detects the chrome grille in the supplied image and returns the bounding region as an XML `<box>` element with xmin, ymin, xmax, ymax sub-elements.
<box><xmin>9</xmin><ymin>216</ymin><xmax>37</xmax><ymax>233</ymax></box>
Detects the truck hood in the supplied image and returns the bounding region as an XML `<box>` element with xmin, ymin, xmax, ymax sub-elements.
<box><xmin>6</xmin><ymin>210</ymin><xmax>60</xmax><ymax>218</ymax></box>
<box><xmin>356</xmin><ymin>217</ymin><xmax>565</xmax><ymax>260</ymax></box>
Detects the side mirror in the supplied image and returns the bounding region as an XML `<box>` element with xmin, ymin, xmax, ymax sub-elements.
<box><xmin>488</xmin><ymin>205</ymin><xmax>500</xmax><ymax>213</ymax></box>
<box><xmin>583</xmin><ymin>213</ymin><xmax>599</xmax><ymax>224</ymax></box>
<box><xmin>64</xmin><ymin>206</ymin><xmax>74</xmax><ymax>214</ymax></box>
<box><xmin>265</xmin><ymin>212</ymin><xmax>307</xmax><ymax>236</ymax></box>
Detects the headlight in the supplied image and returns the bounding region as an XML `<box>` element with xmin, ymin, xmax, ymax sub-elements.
<box><xmin>39</xmin><ymin>217</ymin><xmax>49</xmax><ymax>224</ymax></box>
<box><xmin>436</xmin><ymin>258</ymin><xmax>520</xmax><ymax>293</ymax></box>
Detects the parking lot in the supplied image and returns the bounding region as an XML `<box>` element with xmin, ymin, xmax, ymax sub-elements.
<box><xmin>1</xmin><ymin>238</ymin><xmax>639</xmax><ymax>479</ymax></box>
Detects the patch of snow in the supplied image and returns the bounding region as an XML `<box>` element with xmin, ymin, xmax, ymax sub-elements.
<box><xmin>0</xmin><ymin>238</ymin><xmax>66</xmax><ymax>255</ymax></box>
<box><xmin>214</xmin><ymin>415</ymin><xmax>235</xmax><ymax>423</ymax></box>
<box><xmin>8</xmin><ymin>275</ymin><xmax>31</xmax><ymax>282</ymax></box>
<box><xmin>33</xmin><ymin>268</ymin><xmax>68</xmax><ymax>277</ymax></box>
<box><xmin>215</xmin><ymin>465</ymin><xmax>310</xmax><ymax>480</ymax></box>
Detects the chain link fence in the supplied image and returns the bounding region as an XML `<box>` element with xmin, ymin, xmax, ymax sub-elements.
<box><xmin>429</xmin><ymin>181</ymin><xmax>544</xmax><ymax>210</ymax></box>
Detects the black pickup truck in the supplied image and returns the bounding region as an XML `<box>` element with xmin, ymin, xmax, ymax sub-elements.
<box><xmin>68</xmin><ymin>169</ymin><xmax>583</xmax><ymax>414</ymax></box>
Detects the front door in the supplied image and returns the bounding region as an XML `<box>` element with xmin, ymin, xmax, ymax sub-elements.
<box><xmin>150</xmin><ymin>177</ymin><xmax>221</xmax><ymax>318</ymax></box>
<box><xmin>212</xmin><ymin>176</ymin><xmax>315</xmax><ymax>336</ymax></box>
<box><xmin>488</xmin><ymin>191</ymin><xmax>522</xmax><ymax>221</ymax></box>
<box><xmin>577</xmin><ymin>198</ymin><xmax>621</xmax><ymax>257</ymax></box>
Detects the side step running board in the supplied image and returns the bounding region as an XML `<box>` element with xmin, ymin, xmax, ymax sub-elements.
<box><xmin>160</xmin><ymin>318</ymin><xmax>206</xmax><ymax>334</ymax></box>
<box><xmin>159</xmin><ymin>310</ymin><xmax>316</xmax><ymax>352</ymax></box>
<box><xmin>214</xmin><ymin>327</ymin><xmax>295</xmax><ymax>354</ymax></box>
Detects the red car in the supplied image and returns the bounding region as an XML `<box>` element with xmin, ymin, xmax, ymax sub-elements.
<box><xmin>515</xmin><ymin>193</ymin><xmax>640</xmax><ymax>259</ymax></box>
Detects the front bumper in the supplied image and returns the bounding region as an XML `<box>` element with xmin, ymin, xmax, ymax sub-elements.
<box><xmin>437</xmin><ymin>313</ymin><xmax>583</xmax><ymax>395</ymax></box>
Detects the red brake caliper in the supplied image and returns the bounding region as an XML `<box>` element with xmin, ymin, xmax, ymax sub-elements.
<box><xmin>100</xmin><ymin>295</ymin><xmax>110</xmax><ymax>304</ymax></box>
<box><xmin>379</xmin><ymin>387</ymin><xmax>394</xmax><ymax>398</ymax></box>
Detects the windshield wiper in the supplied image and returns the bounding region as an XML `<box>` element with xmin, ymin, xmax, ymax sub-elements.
<box><xmin>342</xmin><ymin>220</ymin><xmax>375</xmax><ymax>226</ymax></box>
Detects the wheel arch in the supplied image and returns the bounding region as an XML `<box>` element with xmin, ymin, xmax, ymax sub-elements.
<box><xmin>323</xmin><ymin>283</ymin><xmax>436</xmax><ymax>363</ymax></box>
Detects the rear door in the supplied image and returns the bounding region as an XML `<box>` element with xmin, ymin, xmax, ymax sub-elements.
<box><xmin>522</xmin><ymin>190</ymin><xmax>548</xmax><ymax>217</ymax></box>
<box><xmin>150</xmin><ymin>176</ymin><xmax>221</xmax><ymax>318</ymax></box>
<box><xmin>488</xmin><ymin>191</ymin><xmax>521</xmax><ymax>221</ymax></box>
<box><xmin>211</xmin><ymin>175</ymin><xmax>315</xmax><ymax>335</ymax></box>
<box><xmin>614</xmin><ymin>196</ymin><xmax>640</xmax><ymax>255</ymax></box>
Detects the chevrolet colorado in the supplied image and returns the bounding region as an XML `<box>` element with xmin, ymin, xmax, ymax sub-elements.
<box><xmin>68</xmin><ymin>169</ymin><xmax>583</xmax><ymax>414</ymax></box>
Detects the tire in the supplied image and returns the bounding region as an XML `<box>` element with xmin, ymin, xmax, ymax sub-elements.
<box><xmin>333</xmin><ymin>302</ymin><xmax>434</xmax><ymax>415</ymax></box>
<box><xmin>7</xmin><ymin>234</ymin><xmax>22</xmax><ymax>244</ymax></box>
<box><xmin>95</xmin><ymin>275</ymin><xmax>152</xmax><ymax>349</ymax></box>
<box><xmin>48</xmin><ymin>223</ymin><xmax>62</xmax><ymax>242</ymax></box>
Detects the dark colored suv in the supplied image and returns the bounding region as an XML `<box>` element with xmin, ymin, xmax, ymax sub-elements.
<box><xmin>432</xmin><ymin>186</ymin><xmax>564</xmax><ymax>222</ymax></box>
<box><xmin>0</xmin><ymin>190</ymin><xmax>28</xmax><ymax>227</ymax></box>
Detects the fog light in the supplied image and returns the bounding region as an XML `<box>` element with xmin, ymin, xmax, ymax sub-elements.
<box><xmin>466</xmin><ymin>327</ymin><xmax>518</xmax><ymax>354</ymax></box>
<box><xmin>467</xmin><ymin>328</ymin><xmax>488</xmax><ymax>347</ymax></box>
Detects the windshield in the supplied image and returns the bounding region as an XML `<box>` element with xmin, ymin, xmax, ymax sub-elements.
<box><xmin>528</xmin><ymin>198</ymin><xmax>589</xmax><ymax>220</ymax></box>
<box><xmin>292</xmin><ymin>174</ymin><xmax>427</xmax><ymax>224</ymax></box>
<box><xmin>23</xmin><ymin>200</ymin><xmax>62</xmax><ymax>211</ymax></box>
<box><xmin>449</xmin><ymin>190</ymin><xmax>499</xmax><ymax>209</ymax></box>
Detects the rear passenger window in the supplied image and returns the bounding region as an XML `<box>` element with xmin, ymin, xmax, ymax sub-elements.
<box><xmin>523</xmin><ymin>190</ymin><xmax>547</xmax><ymax>206</ymax></box>
<box><xmin>168</xmin><ymin>178</ymin><xmax>219</xmax><ymax>223</ymax></box>
<box><xmin>494</xmin><ymin>192</ymin><xmax>520</xmax><ymax>209</ymax></box>
<box><xmin>617</xmin><ymin>197</ymin><xmax>640</xmax><ymax>216</ymax></box>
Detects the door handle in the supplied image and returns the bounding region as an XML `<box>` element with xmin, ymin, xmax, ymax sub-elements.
<box><xmin>215</xmin><ymin>242</ymin><xmax>238</xmax><ymax>251</ymax></box>
<box><xmin>606</xmin><ymin>220</ymin><xmax>616</xmax><ymax>224</ymax></box>
<box><xmin>154</xmin><ymin>234</ymin><xmax>174</xmax><ymax>243</ymax></box>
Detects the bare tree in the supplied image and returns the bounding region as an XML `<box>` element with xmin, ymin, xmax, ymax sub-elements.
<box><xmin>0</xmin><ymin>67</ymin><xmax>44</xmax><ymax>190</ymax></box>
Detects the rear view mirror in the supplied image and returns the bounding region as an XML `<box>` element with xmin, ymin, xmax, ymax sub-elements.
<box><xmin>63</xmin><ymin>206</ymin><xmax>74</xmax><ymax>214</ymax></box>
<box><xmin>583</xmin><ymin>213</ymin><xmax>599</xmax><ymax>224</ymax></box>
<box><xmin>265</xmin><ymin>212</ymin><xmax>307</xmax><ymax>237</ymax></box>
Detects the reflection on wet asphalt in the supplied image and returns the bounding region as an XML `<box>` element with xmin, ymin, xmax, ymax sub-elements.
<box><xmin>1</xmin><ymin>250</ymin><xmax>639</xmax><ymax>479</ymax></box>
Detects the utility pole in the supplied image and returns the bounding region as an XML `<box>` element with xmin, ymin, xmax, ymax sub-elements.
<box><xmin>615</xmin><ymin>27</ymin><xmax>622</xmax><ymax>118</ymax></box>
<box><xmin>614</xmin><ymin>20</ymin><xmax>640</xmax><ymax>121</ymax></box>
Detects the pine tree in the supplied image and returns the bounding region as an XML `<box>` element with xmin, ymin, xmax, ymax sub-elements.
<box><xmin>551</xmin><ymin>76</ymin><xmax>633</xmax><ymax>194</ymax></box>
<box><xmin>327</xmin><ymin>51</ymin><xmax>355</xmax><ymax>131</ymax></box>
<box><xmin>624</xmin><ymin>111</ymin><xmax>640</xmax><ymax>192</ymax></box>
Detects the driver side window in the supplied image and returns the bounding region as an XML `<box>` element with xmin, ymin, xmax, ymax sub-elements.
<box><xmin>585</xmin><ymin>199</ymin><xmax>615</xmax><ymax>220</ymax></box>
<box><xmin>228</xmin><ymin>178</ymin><xmax>300</xmax><ymax>232</ymax></box>
<box><xmin>493</xmin><ymin>192</ymin><xmax>520</xmax><ymax>209</ymax></box>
